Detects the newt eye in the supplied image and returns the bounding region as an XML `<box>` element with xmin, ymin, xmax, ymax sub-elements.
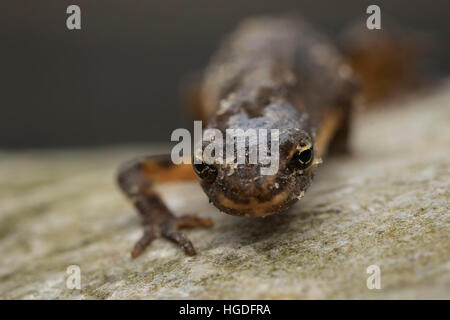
<box><xmin>193</xmin><ymin>162</ymin><xmax>217</xmax><ymax>180</ymax></box>
<box><xmin>292</xmin><ymin>145</ymin><xmax>314</xmax><ymax>169</ymax></box>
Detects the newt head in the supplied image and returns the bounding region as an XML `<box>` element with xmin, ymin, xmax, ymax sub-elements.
<box><xmin>192</xmin><ymin>100</ymin><xmax>320</xmax><ymax>217</ymax></box>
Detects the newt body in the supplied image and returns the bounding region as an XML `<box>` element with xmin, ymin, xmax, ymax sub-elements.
<box><xmin>117</xmin><ymin>17</ymin><xmax>358</xmax><ymax>257</ymax></box>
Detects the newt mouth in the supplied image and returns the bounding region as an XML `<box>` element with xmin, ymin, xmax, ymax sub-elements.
<box><xmin>212</xmin><ymin>189</ymin><xmax>302</xmax><ymax>217</ymax></box>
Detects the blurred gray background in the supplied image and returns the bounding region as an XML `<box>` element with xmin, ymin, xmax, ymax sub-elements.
<box><xmin>1</xmin><ymin>0</ymin><xmax>448</xmax><ymax>148</ymax></box>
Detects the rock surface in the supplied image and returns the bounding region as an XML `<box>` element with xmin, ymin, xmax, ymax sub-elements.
<box><xmin>0</xmin><ymin>83</ymin><xmax>449</xmax><ymax>299</ymax></box>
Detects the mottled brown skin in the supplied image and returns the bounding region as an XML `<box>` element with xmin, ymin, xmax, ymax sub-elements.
<box><xmin>117</xmin><ymin>16</ymin><xmax>358</xmax><ymax>257</ymax></box>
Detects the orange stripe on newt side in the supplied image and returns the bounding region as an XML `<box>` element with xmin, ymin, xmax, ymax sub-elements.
<box><xmin>142</xmin><ymin>161</ymin><xmax>197</xmax><ymax>183</ymax></box>
<box><xmin>315</xmin><ymin>107</ymin><xmax>344</xmax><ymax>157</ymax></box>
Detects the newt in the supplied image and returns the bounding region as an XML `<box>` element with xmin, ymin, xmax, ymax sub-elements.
<box><xmin>117</xmin><ymin>16</ymin><xmax>359</xmax><ymax>258</ymax></box>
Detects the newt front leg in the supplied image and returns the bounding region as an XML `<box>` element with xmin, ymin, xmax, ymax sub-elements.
<box><xmin>117</xmin><ymin>155</ymin><xmax>213</xmax><ymax>258</ymax></box>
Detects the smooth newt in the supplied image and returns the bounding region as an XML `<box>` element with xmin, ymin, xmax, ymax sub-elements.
<box><xmin>117</xmin><ymin>16</ymin><xmax>358</xmax><ymax>258</ymax></box>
